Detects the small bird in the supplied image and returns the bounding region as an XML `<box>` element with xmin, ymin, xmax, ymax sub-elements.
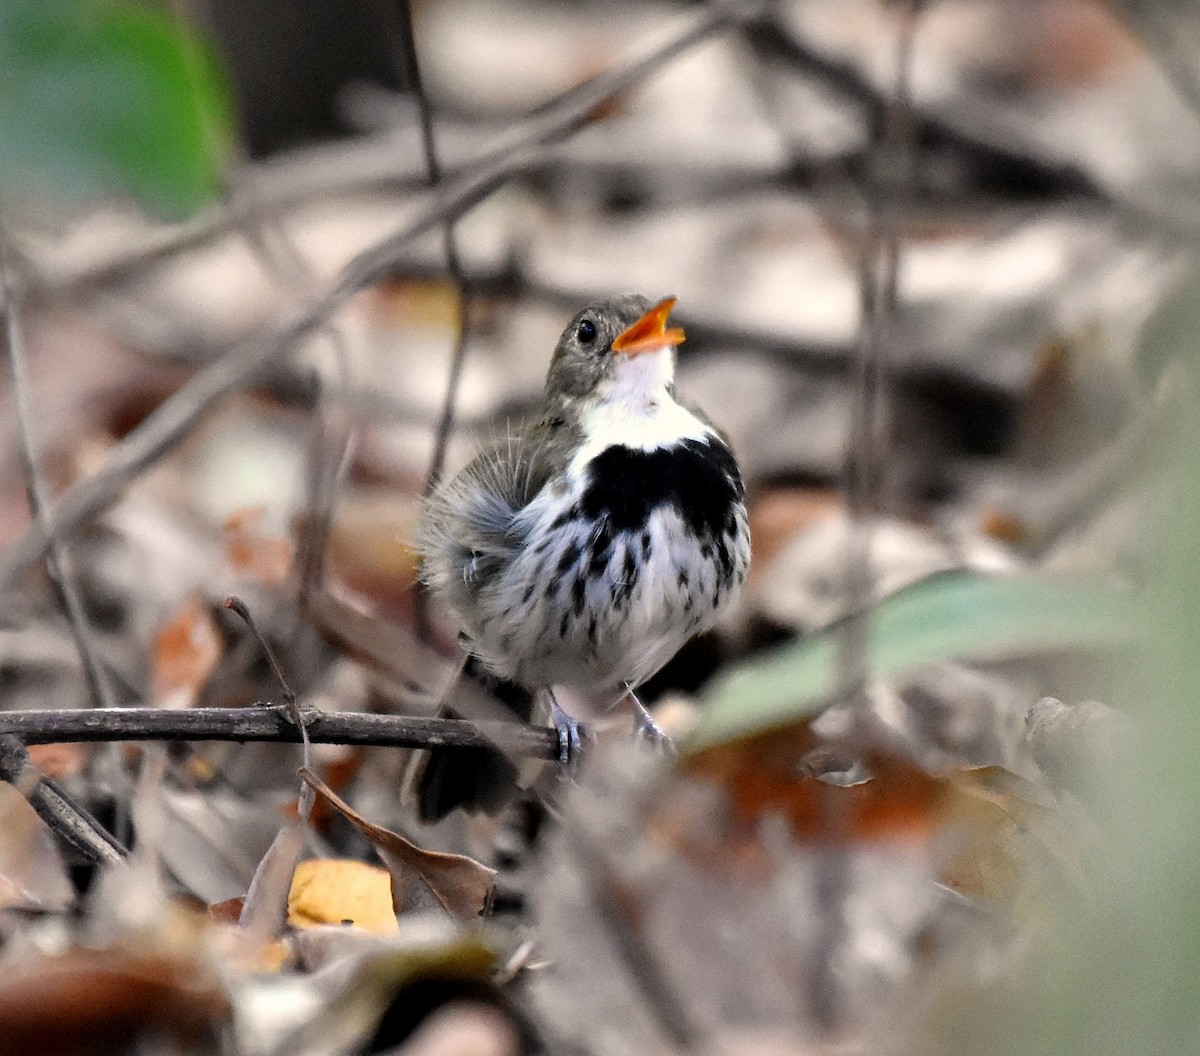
<box><xmin>414</xmin><ymin>294</ymin><xmax>750</xmax><ymax>819</ymax></box>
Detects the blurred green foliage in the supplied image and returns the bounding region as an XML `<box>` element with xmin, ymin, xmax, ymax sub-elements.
<box><xmin>691</xmin><ymin>571</ymin><xmax>1133</xmax><ymax>751</ymax></box>
<box><xmin>0</xmin><ymin>0</ymin><xmax>233</xmax><ymax>215</ymax></box>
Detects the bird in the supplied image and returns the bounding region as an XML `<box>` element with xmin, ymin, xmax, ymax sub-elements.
<box><xmin>412</xmin><ymin>294</ymin><xmax>750</xmax><ymax>820</ymax></box>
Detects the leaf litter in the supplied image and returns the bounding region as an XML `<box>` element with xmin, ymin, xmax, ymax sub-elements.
<box><xmin>0</xmin><ymin>0</ymin><xmax>1177</xmax><ymax>1052</ymax></box>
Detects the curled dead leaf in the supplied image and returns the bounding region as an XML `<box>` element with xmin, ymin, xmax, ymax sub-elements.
<box><xmin>300</xmin><ymin>768</ymin><xmax>496</xmax><ymax>921</ymax></box>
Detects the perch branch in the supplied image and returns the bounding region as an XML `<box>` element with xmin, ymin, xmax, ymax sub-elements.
<box><xmin>0</xmin><ymin>707</ymin><xmax>562</xmax><ymax>759</ymax></box>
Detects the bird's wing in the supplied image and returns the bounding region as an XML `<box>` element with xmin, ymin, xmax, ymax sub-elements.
<box><xmin>416</xmin><ymin>431</ymin><xmax>558</xmax><ymax>604</ymax></box>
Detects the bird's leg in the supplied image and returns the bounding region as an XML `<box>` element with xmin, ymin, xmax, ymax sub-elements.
<box><xmin>624</xmin><ymin>684</ymin><xmax>675</xmax><ymax>754</ymax></box>
<box><xmin>544</xmin><ymin>686</ymin><xmax>589</xmax><ymax>767</ymax></box>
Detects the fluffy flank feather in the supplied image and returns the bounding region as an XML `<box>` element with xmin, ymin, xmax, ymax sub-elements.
<box><xmin>416</xmin><ymin>434</ymin><xmax>554</xmax><ymax>611</ymax></box>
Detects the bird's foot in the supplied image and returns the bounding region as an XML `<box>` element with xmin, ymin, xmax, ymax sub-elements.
<box><xmin>628</xmin><ymin>689</ymin><xmax>676</xmax><ymax>756</ymax></box>
<box><xmin>546</xmin><ymin>689</ymin><xmax>590</xmax><ymax>768</ymax></box>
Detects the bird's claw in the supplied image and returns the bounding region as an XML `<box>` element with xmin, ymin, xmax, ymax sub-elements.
<box><xmin>629</xmin><ymin>691</ymin><xmax>676</xmax><ymax>755</ymax></box>
<box><xmin>548</xmin><ymin>693</ymin><xmax>590</xmax><ymax>769</ymax></box>
<box><xmin>633</xmin><ymin>709</ymin><xmax>676</xmax><ymax>755</ymax></box>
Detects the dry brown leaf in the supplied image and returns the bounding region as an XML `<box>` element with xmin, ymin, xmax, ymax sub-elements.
<box><xmin>937</xmin><ymin>765</ymin><xmax>1086</xmax><ymax>901</ymax></box>
<box><xmin>300</xmin><ymin>768</ymin><xmax>496</xmax><ymax>921</ymax></box>
<box><xmin>325</xmin><ymin>491</ymin><xmax>422</xmax><ymax>609</ymax></box>
<box><xmin>687</xmin><ymin>726</ymin><xmax>946</xmax><ymax>847</ymax></box>
<box><xmin>0</xmin><ymin>947</ymin><xmax>230</xmax><ymax>1056</ymax></box>
<box><xmin>287</xmin><ymin>859</ymin><xmax>400</xmax><ymax>936</ymax></box>
<box><xmin>747</xmin><ymin>487</ymin><xmax>842</xmax><ymax>576</ymax></box>
<box><xmin>0</xmin><ymin>782</ymin><xmax>74</xmax><ymax>912</ymax></box>
<box><xmin>223</xmin><ymin>506</ymin><xmax>294</xmax><ymax>585</ymax></box>
<box><xmin>239</xmin><ymin>821</ymin><xmax>306</xmax><ymax>939</ymax></box>
<box><xmin>207</xmin><ymin>897</ymin><xmax>244</xmax><ymax>924</ymax></box>
<box><xmin>25</xmin><ymin>743</ymin><xmax>87</xmax><ymax>780</ymax></box>
<box><xmin>151</xmin><ymin>596</ymin><xmax>222</xmax><ymax>709</ymax></box>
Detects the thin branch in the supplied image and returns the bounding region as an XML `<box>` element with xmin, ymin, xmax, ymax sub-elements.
<box><xmin>0</xmin><ymin>241</ymin><xmax>118</xmax><ymax>711</ymax></box>
<box><xmin>565</xmin><ymin>826</ymin><xmax>701</xmax><ymax>1050</ymax></box>
<box><xmin>385</xmin><ymin>0</ymin><xmax>473</xmax><ymax>637</ymax></box>
<box><xmin>30</xmin><ymin>0</ymin><xmax>748</xmax><ymax>306</ymax></box>
<box><xmin>225</xmin><ymin>595</ymin><xmax>316</xmax><ymax>821</ymax></box>
<box><xmin>18</xmin><ymin>0</ymin><xmax>1118</xmax><ymax>307</ymax></box>
<box><xmin>294</xmin><ymin>389</ymin><xmax>355</xmax><ymax>614</ymax></box>
<box><xmin>0</xmin><ymin>0</ymin><xmax>749</xmax><ymax>592</ymax></box>
<box><xmin>24</xmin><ymin>126</ymin><xmax>1100</xmax><ymax>315</ymax></box>
<box><xmin>224</xmin><ymin>139</ymin><xmax>359</xmax><ymax>615</ymax></box>
<box><xmin>386</xmin><ymin>0</ymin><xmax>474</xmax><ymax>497</ymax></box>
<box><xmin>836</xmin><ymin>0</ymin><xmax>919</xmax><ymax>725</ymax></box>
<box><xmin>0</xmin><ymin>157</ymin><xmax>511</xmax><ymax>591</ymax></box>
<box><xmin>0</xmin><ymin>734</ymin><xmax>127</xmax><ymax>865</ymax></box>
<box><xmin>0</xmin><ymin>706</ymin><xmax>562</xmax><ymax>758</ymax></box>
<box><xmin>742</xmin><ymin>12</ymin><xmax>1106</xmax><ymax>204</ymax></box>
<box><xmin>816</xmin><ymin>0</ymin><xmax>922</xmax><ymax>1034</ymax></box>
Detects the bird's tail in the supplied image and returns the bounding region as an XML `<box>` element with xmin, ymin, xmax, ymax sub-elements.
<box><xmin>406</xmin><ymin>655</ymin><xmax>535</xmax><ymax>823</ymax></box>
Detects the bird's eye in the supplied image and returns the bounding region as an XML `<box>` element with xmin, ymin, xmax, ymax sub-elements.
<box><xmin>576</xmin><ymin>319</ymin><xmax>597</xmax><ymax>344</ymax></box>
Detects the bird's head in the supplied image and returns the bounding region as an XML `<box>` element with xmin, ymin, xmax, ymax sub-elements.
<box><xmin>544</xmin><ymin>294</ymin><xmax>685</xmax><ymax>408</ymax></box>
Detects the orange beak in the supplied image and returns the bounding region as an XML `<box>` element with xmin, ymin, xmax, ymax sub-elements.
<box><xmin>610</xmin><ymin>297</ymin><xmax>686</xmax><ymax>356</ymax></box>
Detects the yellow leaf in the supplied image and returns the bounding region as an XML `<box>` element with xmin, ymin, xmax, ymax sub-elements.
<box><xmin>287</xmin><ymin>860</ymin><xmax>398</xmax><ymax>936</ymax></box>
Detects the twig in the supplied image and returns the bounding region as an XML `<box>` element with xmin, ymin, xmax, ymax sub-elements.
<box><xmin>816</xmin><ymin>0</ymin><xmax>922</xmax><ymax>1033</ymax></box>
<box><xmin>0</xmin><ymin>240</ymin><xmax>117</xmax><ymax>711</ymax></box>
<box><xmin>23</xmin><ymin>0</ymin><xmax>1119</xmax><ymax>307</ymax></box>
<box><xmin>0</xmin><ymin>0</ymin><xmax>749</xmax><ymax>592</ymax></box>
<box><xmin>294</xmin><ymin>389</ymin><xmax>355</xmax><ymax>614</ymax></box>
<box><xmin>225</xmin><ymin>146</ymin><xmax>359</xmax><ymax>616</ymax></box>
<box><xmin>0</xmin><ymin>707</ymin><xmax>561</xmax><ymax>758</ymax></box>
<box><xmin>385</xmin><ymin>0</ymin><xmax>473</xmax><ymax>636</ymax></box>
<box><xmin>0</xmin><ymin>158</ymin><xmax>510</xmax><ymax>590</ymax></box>
<box><xmin>224</xmin><ymin>595</ymin><xmax>316</xmax><ymax>820</ymax></box>
<box><xmin>743</xmin><ymin>12</ymin><xmax>1105</xmax><ymax>204</ymax></box>
<box><xmin>565</xmin><ymin>827</ymin><xmax>700</xmax><ymax>1049</ymax></box>
<box><xmin>386</xmin><ymin>0</ymin><xmax>475</xmax><ymax>499</ymax></box>
<box><xmin>0</xmin><ymin>734</ymin><xmax>126</xmax><ymax>865</ymax></box>
<box><xmin>24</xmin><ymin>124</ymin><xmax>1098</xmax><ymax>314</ymax></box>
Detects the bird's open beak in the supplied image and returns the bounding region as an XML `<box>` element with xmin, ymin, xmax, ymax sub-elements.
<box><xmin>611</xmin><ymin>297</ymin><xmax>686</xmax><ymax>356</ymax></box>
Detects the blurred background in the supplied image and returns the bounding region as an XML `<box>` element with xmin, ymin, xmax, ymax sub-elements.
<box><xmin>2</xmin><ymin>1</ymin><xmax>1200</xmax><ymax>1054</ymax></box>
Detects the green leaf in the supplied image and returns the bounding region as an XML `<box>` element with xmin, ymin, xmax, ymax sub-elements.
<box><xmin>0</xmin><ymin>0</ymin><xmax>234</xmax><ymax>214</ymax></box>
<box><xmin>689</xmin><ymin>571</ymin><xmax>1135</xmax><ymax>751</ymax></box>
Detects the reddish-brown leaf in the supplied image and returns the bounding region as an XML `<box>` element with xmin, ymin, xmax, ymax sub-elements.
<box><xmin>223</xmin><ymin>506</ymin><xmax>294</xmax><ymax>585</ymax></box>
<box><xmin>151</xmin><ymin>596</ymin><xmax>222</xmax><ymax>709</ymax></box>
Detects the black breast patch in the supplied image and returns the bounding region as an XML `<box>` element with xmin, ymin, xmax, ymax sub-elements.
<box><xmin>579</xmin><ymin>436</ymin><xmax>744</xmax><ymax>543</ymax></box>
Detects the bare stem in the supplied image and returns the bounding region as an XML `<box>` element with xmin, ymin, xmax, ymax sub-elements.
<box><xmin>816</xmin><ymin>0</ymin><xmax>922</xmax><ymax>1033</ymax></box>
<box><xmin>224</xmin><ymin>595</ymin><xmax>316</xmax><ymax>820</ymax></box>
<box><xmin>0</xmin><ymin>734</ymin><xmax>126</xmax><ymax>865</ymax></box>
<box><xmin>0</xmin><ymin>240</ymin><xmax>117</xmax><ymax>710</ymax></box>
<box><xmin>0</xmin><ymin>706</ymin><xmax>561</xmax><ymax>758</ymax></box>
<box><xmin>385</xmin><ymin>0</ymin><xmax>475</xmax><ymax>497</ymax></box>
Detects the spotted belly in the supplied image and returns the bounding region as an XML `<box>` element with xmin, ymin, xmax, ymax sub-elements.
<box><xmin>463</xmin><ymin>436</ymin><xmax>750</xmax><ymax>693</ymax></box>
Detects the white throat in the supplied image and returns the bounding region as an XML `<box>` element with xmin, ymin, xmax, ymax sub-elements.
<box><xmin>569</xmin><ymin>346</ymin><xmax>711</xmax><ymax>473</ymax></box>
